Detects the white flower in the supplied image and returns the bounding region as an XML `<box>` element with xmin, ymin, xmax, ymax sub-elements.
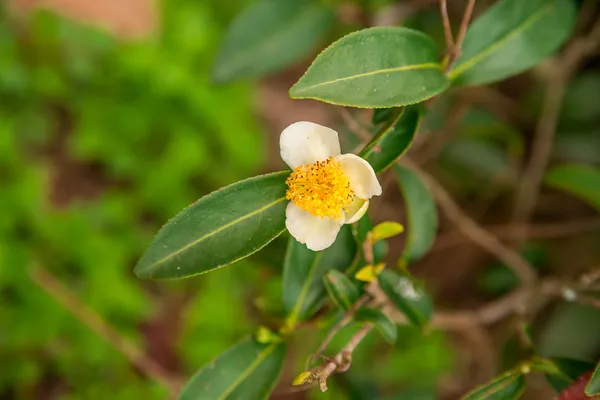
<box><xmin>281</xmin><ymin>121</ymin><xmax>382</xmax><ymax>251</ymax></box>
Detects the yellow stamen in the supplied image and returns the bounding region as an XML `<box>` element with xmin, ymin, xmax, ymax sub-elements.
<box><xmin>286</xmin><ymin>157</ymin><xmax>354</xmax><ymax>219</ymax></box>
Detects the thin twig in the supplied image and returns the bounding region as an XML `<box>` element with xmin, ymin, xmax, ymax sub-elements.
<box><xmin>439</xmin><ymin>0</ymin><xmax>454</xmax><ymax>54</ymax></box>
<box><xmin>445</xmin><ymin>0</ymin><xmax>476</xmax><ymax>71</ymax></box>
<box><xmin>29</xmin><ymin>267</ymin><xmax>181</xmax><ymax>396</ymax></box>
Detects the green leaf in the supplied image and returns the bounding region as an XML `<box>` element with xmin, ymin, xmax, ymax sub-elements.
<box><xmin>349</xmin><ymin>214</ymin><xmax>388</xmax><ymax>274</ymax></box>
<box><xmin>355</xmin><ymin>307</ymin><xmax>397</xmax><ymax>344</ymax></box>
<box><xmin>393</xmin><ymin>165</ymin><xmax>438</xmax><ymax>263</ymax></box>
<box><xmin>545</xmin><ymin>164</ymin><xmax>600</xmax><ymax>212</ymax></box>
<box><xmin>178</xmin><ymin>338</ymin><xmax>286</xmax><ymax>400</ymax></box>
<box><xmin>370</xmin><ymin>221</ymin><xmax>405</xmax><ymax>242</ymax></box>
<box><xmin>359</xmin><ymin>106</ymin><xmax>421</xmax><ymax>173</ymax></box>
<box><xmin>289</xmin><ymin>27</ymin><xmax>449</xmax><ymax>108</ymax></box>
<box><xmin>323</xmin><ymin>270</ymin><xmax>360</xmax><ymax>311</ymax></box>
<box><xmin>135</xmin><ymin>172</ymin><xmax>288</xmax><ymax>280</ymax></box>
<box><xmin>372</xmin><ymin>108</ymin><xmax>399</xmax><ymax>125</ymax></box>
<box><xmin>378</xmin><ymin>269</ymin><xmax>433</xmax><ymax>328</ymax></box>
<box><xmin>461</xmin><ymin>369</ymin><xmax>526</xmax><ymax>400</ymax></box>
<box><xmin>212</xmin><ymin>0</ymin><xmax>334</xmax><ymax>83</ymax></box>
<box><xmin>449</xmin><ymin>0</ymin><xmax>576</xmax><ymax>86</ymax></box>
<box><xmin>585</xmin><ymin>362</ymin><xmax>600</xmax><ymax>396</ymax></box>
<box><xmin>283</xmin><ymin>225</ymin><xmax>356</xmax><ymax>327</ymax></box>
<box><xmin>533</xmin><ymin>357</ymin><xmax>596</xmax><ymax>393</ymax></box>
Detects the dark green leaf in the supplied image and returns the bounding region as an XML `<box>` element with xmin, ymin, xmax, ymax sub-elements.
<box><xmin>289</xmin><ymin>27</ymin><xmax>449</xmax><ymax>108</ymax></box>
<box><xmin>449</xmin><ymin>0</ymin><xmax>576</xmax><ymax>86</ymax></box>
<box><xmin>212</xmin><ymin>0</ymin><xmax>334</xmax><ymax>83</ymax></box>
<box><xmin>359</xmin><ymin>106</ymin><xmax>421</xmax><ymax>173</ymax></box>
<box><xmin>323</xmin><ymin>270</ymin><xmax>360</xmax><ymax>311</ymax></box>
<box><xmin>534</xmin><ymin>357</ymin><xmax>596</xmax><ymax>393</ymax></box>
<box><xmin>394</xmin><ymin>165</ymin><xmax>438</xmax><ymax>263</ymax></box>
<box><xmin>461</xmin><ymin>369</ymin><xmax>526</xmax><ymax>400</ymax></box>
<box><xmin>283</xmin><ymin>225</ymin><xmax>356</xmax><ymax>327</ymax></box>
<box><xmin>178</xmin><ymin>338</ymin><xmax>286</xmax><ymax>400</ymax></box>
<box><xmin>378</xmin><ymin>269</ymin><xmax>433</xmax><ymax>328</ymax></box>
<box><xmin>135</xmin><ymin>172</ymin><xmax>288</xmax><ymax>280</ymax></box>
<box><xmin>372</xmin><ymin>108</ymin><xmax>399</xmax><ymax>125</ymax></box>
<box><xmin>585</xmin><ymin>362</ymin><xmax>600</xmax><ymax>396</ymax></box>
<box><xmin>545</xmin><ymin>164</ymin><xmax>600</xmax><ymax>212</ymax></box>
<box><xmin>355</xmin><ymin>307</ymin><xmax>397</xmax><ymax>344</ymax></box>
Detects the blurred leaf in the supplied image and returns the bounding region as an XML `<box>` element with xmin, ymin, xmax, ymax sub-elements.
<box><xmin>254</xmin><ymin>326</ymin><xmax>282</xmax><ymax>344</ymax></box>
<box><xmin>178</xmin><ymin>337</ymin><xmax>286</xmax><ymax>400</ymax></box>
<box><xmin>355</xmin><ymin>263</ymin><xmax>385</xmax><ymax>283</ymax></box>
<box><xmin>532</xmin><ymin>357</ymin><xmax>596</xmax><ymax>392</ymax></box>
<box><xmin>370</xmin><ymin>222</ymin><xmax>404</xmax><ymax>242</ymax></box>
<box><xmin>545</xmin><ymin>164</ymin><xmax>600</xmax><ymax>211</ymax></box>
<box><xmin>355</xmin><ymin>307</ymin><xmax>397</xmax><ymax>344</ymax></box>
<box><xmin>461</xmin><ymin>369</ymin><xmax>526</xmax><ymax>400</ymax></box>
<box><xmin>378</xmin><ymin>270</ymin><xmax>432</xmax><ymax>328</ymax></box>
<box><xmin>372</xmin><ymin>108</ymin><xmax>398</xmax><ymax>126</ymax></box>
<box><xmin>212</xmin><ymin>0</ymin><xmax>334</xmax><ymax>83</ymax></box>
<box><xmin>283</xmin><ymin>225</ymin><xmax>356</xmax><ymax>327</ymax></box>
<box><xmin>441</xmin><ymin>138</ymin><xmax>511</xmax><ymax>181</ymax></box>
<box><xmin>359</xmin><ymin>106</ymin><xmax>421</xmax><ymax>173</ymax></box>
<box><xmin>562</xmin><ymin>72</ymin><xmax>600</xmax><ymax>125</ymax></box>
<box><xmin>290</xmin><ymin>27</ymin><xmax>449</xmax><ymax>107</ymax></box>
<box><xmin>450</xmin><ymin>0</ymin><xmax>576</xmax><ymax>86</ymax></box>
<box><xmin>586</xmin><ymin>362</ymin><xmax>600</xmax><ymax>396</ymax></box>
<box><xmin>324</xmin><ymin>270</ymin><xmax>360</xmax><ymax>311</ymax></box>
<box><xmin>394</xmin><ymin>165</ymin><xmax>438</xmax><ymax>263</ymax></box>
<box><xmin>135</xmin><ymin>172</ymin><xmax>288</xmax><ymax>279</ymax></box>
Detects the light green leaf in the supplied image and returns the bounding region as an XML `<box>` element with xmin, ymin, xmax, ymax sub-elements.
<box><xmin>545</xmin><ymin>164</ymin><xmax>600</xmax><ymax>212</ymax></box>
<box><xmin>135</xmin><ymin>172</ymin><xmax>288</xmax><ymax>280</ymax></box>
<box><xmin>394</xmin><ymin>165</ymin><xmax>438</xmax><ymax>263</ymax></box>
<box><xmin>461</xmin><ymin>369</ymin><xmax>526</xmax><ymax>400</ymax></box>
<box><xmin>355</xmin><ymin>307</ymin><xmax>397</xmax><ymax>344</ymax></box>
<box><xmin>449</xmin><ymin>0</ymin><xmax>576</xmax><ymax>86</ymax></box>
<box><xmin>370</xmin><ymin>221</ymin><xmax>405</xmax><ymax>242</ymax></box>
<box><xmin>289</xmin><ymin>27</ymin><xmax>449</xmax><ymax>108</ymax></box>
<box><xmin>586</xmin><ymin>362</ymin><xmax>600</xmax><ymax>396</ymax></box>
<box><xmin>178</xmin><ymin>338</ymin><xmax>286</xmax><ymax>400</ymax></box>
<box><xmin>378</xmin><ymin>269</ymin><xmax>433</xmax><ymax>328</ymax></box>
<box><xmin>360</xmin><ymin>106</ymin><xmax>421</xmax><ymax>173</ymax></box>
<box><xmin>323</xmin><ymin>270</ymin><xmax>360</xmax><ymax>311</ymax></box>
<box><xmin>212</xmin><ymin>0</ymin><xmax>334</xmax><ymax>83</ymax></box>
<box><xmin>283</xmin><ymin>226</ymin><xmax>356</xmax><ymax>328</ymax></box>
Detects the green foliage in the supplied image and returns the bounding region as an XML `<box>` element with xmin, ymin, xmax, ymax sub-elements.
<box><xmin>323</xmin><ymin>270</ymin><xmax>360</xmax><ymax>311</ymax></box>
<box><xmin>355</xmin><ymin>308</ymin><xmax>397</xmax><ymax>344</ymax></box>
<box><xmin>545</xmin><ymin>164</ymin><xmax>600</xmax><ymax>211</ymax></box>
<box><xmin>378</xmin><ymin>270</ymin><xmax>433</xmax><ymax>329</ymax></box>
<box><xmin>587</xmin><ymin>362</ymin><xmax>600</xmax><ymax>396</ymax></box>
<box><xmin>461</xmin><ymin>369</ymin><xmax>526</xmax><ymax>400</ymax></box>
<box><xmin>531</xmin><ymin>357</ymin><xmax>597</xmax><ymax>392</ymax></box>
<box><xmin>290</xmin><ymin>27</ymin><xmax>449</xmax><ymax>107</ymax></box>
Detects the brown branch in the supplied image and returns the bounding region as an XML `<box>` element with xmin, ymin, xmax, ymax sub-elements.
<box><xmin>439</xmin><ymin>0</ymin><xmax>454</xmax><ymax>54</ymax></box>
<box><xmin>446</xmin><ymin>0</ymin><xmax>476</xmax><ymax>70</ymax></box>
<box><xmin>29</xmin><ymin>267</ymin><xmax>181</xmax><ymax>396</ymax></box>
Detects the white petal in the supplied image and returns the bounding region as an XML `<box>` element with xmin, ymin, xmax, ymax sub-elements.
<box><xmin>337</xmin><ymin>154</ymin><xmax>382</xmax><ymax>199</ymax></box>
<box><xmin>280</xmin><ymin>122</ymin><xmax>341</xmax><ymax>169</ymax></box>
<box><xmin>344</xmin><ymin>198</ymin><xmax>369</xmax><ymax>224</ymax></box>
<box><xmin>285</xmin><ymin>202</ymin><xmax>343</xmax><ymax>251</ymax></box>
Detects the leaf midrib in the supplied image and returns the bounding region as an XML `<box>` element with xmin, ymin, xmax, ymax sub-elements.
<box><xmin>288</xmin><ymin>251</ymin><xmax>323</xmax><ymax>326</ymax></box>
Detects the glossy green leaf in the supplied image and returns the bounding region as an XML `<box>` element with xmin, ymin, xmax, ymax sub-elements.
<box><xmin>534</xmin><ymin>357</ymin><xmax>596</xmax><ymax>393</ymax></box>
<box><xmin>212</xmin><ymin>0</ymin><xmax>334</xmax><ymax>83</ymax></box>
<box><xmin>449</xmin><ymin>0</ymin><xmax>576</xmax><ymax>86</ymax></box>
<box><xmin>359</xmin><ymin>106</ymin><xmax>421</xmax><ymax>173</ymax></box>
<box><xmin>586</xmin><ymin>362</ymin><xmax>600</xmax><ymax>396</ymax></box>
<box><xmin>461</xmin><ymin>369</ymin><xmax>526</xmax><ymax>400</ymax></box>
<box><xmin>289</xmin><ymin>27</ymin><xmax>449</xmax><ymax>108</ymax></box>
<box><xmin>378</xmin><ymin>269</ymin><xmax>433</xmax><ymax>328</ymax></box>
<box><xmin>135</xmin><ymin>172</ymin><xmax>288</xmax><ymax>280</ymax></box>
<box><xmin>179</xmin><ymin>338</ymin><xmax>286</xmax><ymax>400</ymax></box>
<box><xmin>545</xmin><ymin>164</ymin><xmax>600</xmax><ymax>212</ymax></box>
<box><xmin>283</xmin><ymin>225</ymin><xmax>356</xmax><ymax>327</ymax></box>
<box><xmin>394</xmin><ymin>165</ymin><xmax>438</xmax><ymax>263</ymax></box>
<box><xmin>355</xmin><ymin>307</ymin><xmax>397</xmax><ymax>344</ymax></box>
<box><xmin>323</xmin><ymin>270</ymin><xmax>360</xmax><ymax>311</ymax></box>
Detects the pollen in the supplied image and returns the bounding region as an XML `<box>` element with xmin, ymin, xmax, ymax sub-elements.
<box><xmin>286</xmin><ymin>157</ymin><xmax>354</xmax><ymax>219</ymax></box>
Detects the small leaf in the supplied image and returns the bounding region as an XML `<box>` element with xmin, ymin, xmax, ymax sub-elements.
<box><xmin>370</xmin><ymin>221</ymin><xmax>405</xmax><ymax>243</ymax></box>
<box><xmin>283</xmin><ymin>226</ymin><xmax>356</xmax><ymax>328</ymax></box>
<box><xmin>355</xmin><ymin>307</ymin><xmax>397</xmax><ymax>344</ymax></box>
<box><xmin>394</xmin><ymin>165</ymin><xmax>438</xmax><ymax>263</ymax></box>
<box><xmin>135</xmin><ymin>172</ymin><xmax>288</xmax><ymax>280</ymax></box>
<box><xmin>292</xmin><ymin>371</ymin><xmax>315</xmax><ymax>386</ymax></box>
<box><xmin>360</xmin><ymin>106</ymin><xmax>421</xmax><ymax>173</ymax></box>
<box><xmin>585</xmin><ymin>362</ymin><xmax>600</xmax><ymax>396</ymax></box>
<box><xmin>355</xmin><ymin>264</ymin><xmax>385</xmax><ymax>283</ymax></box>
<box><xmin>290</xmin><ymin>27</ymin><xmax>449</xmax><ymax>108</ymax></box>
<box><xmin>179</xmin><ymin>338</ymin><xmax>286</xmax><ymax>400</ymax></box>
<box><xmin>212</xmin><ymin>0</ymin><xmax>334</xmax><ymax>83</ymax></box>
<box><xmin>449</xmin><ymin>0</ymin><xmax>576</xmax><ymax>86</ymax></box>
<box><xmin>255</xmin><ymin>326</ymin><xmax>282</xmax><ymax>344</ymax></box>
<box><xmin>378</xmin><ymin>269</ymin><xmax>433</xmax><ymax>328</ymax></box>
<box><xmin>323</xmin><ymin>270</ymin><xmax>360</xmax><ymax>311</ymax></box>
<box><xmin>461</xmin><ymin>369</ymin><xmax>526</xmax><ymax>400</ymax></box>
<box><xmin>545</xmin><ymin>164</ymin><xmax>600</xmax><ymax>212</ymax></box>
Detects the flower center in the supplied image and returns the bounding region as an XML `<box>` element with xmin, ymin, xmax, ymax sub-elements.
<box><xmin>286</xmin><ymin>157</ymin><xmax>354</xmax><ymax>219</ymax></box>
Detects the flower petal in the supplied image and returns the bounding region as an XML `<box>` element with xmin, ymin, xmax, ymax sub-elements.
<box><xmin>344</xmin><ymin>198</ymin><xmax>369</xmax><ymax>224</ymax></box>
<box><xmin>286</xmin><ymin>202</ymin><xmax>343</xmax><ymax>251</ymax></box>
<box><xmin>280</xmin><ymin>122</ymin><xmax>341</xmax><ymax>169</ymax></box>
<box><xmin>337</xmin><ymin>154</ymin><xmax>382</xmax><ymax>199</ymax></box>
